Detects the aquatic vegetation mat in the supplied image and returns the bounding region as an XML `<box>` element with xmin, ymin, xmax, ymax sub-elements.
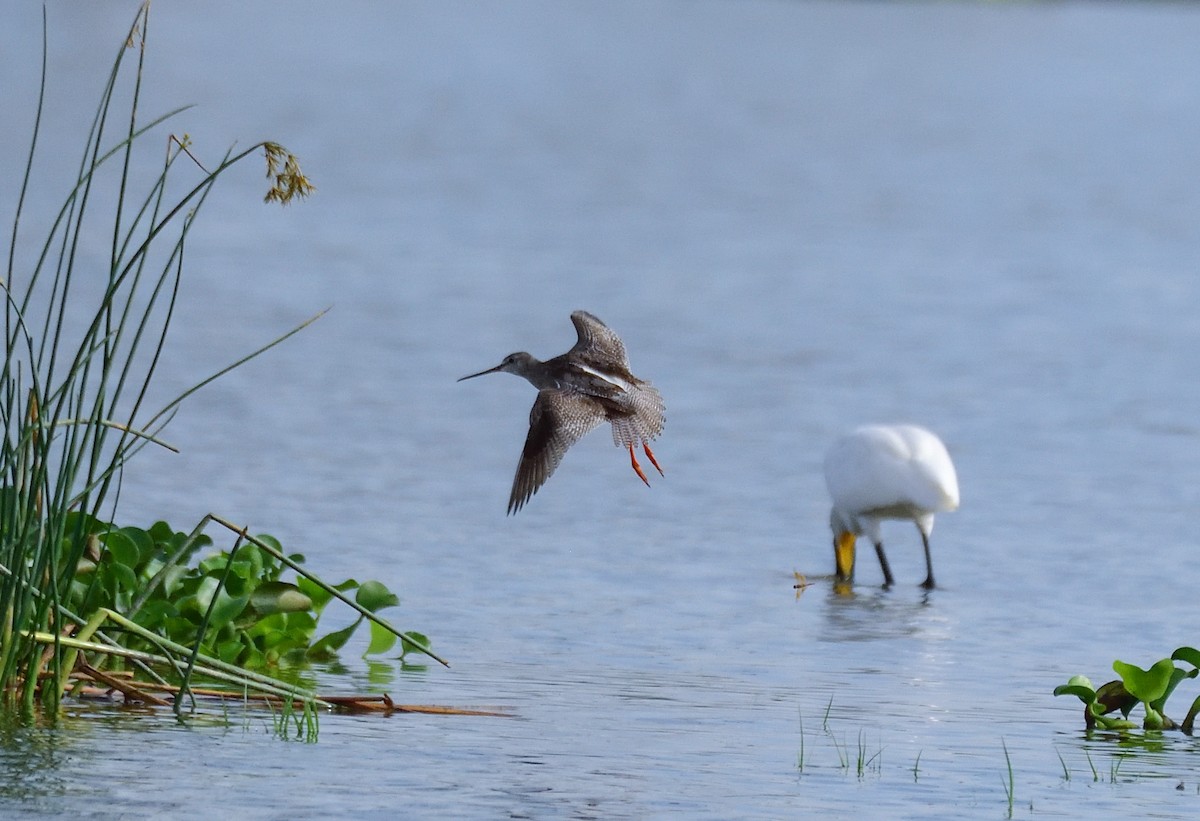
<box><xmin>1055</xmin><ymin>647</ymin><xmax>1200</xmax><ymax>733</ymax></box>
<box><xmin>1</xmin><ymin>3</ymin><xmax>466</xmax><ymax>730</ymax></box>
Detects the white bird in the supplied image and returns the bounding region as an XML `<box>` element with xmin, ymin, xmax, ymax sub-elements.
<box><xmin>824</xmin><ymin>424</ymin><xmax>960</xmax><ymax>589</ymax></box>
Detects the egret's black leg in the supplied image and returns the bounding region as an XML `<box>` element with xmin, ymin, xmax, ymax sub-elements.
<box><xmin>873</xmin><ymin>541</ymin><xmax>895</xmax><ymax>588</ymax></box>
<box><xmin>920</xmin><ymin>531</ymin><xmax>936</xmax><ymax>589</ymax></box>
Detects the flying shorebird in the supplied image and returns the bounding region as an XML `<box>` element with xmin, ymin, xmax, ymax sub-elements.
<box><xmin>458</xmin><ymin>310</ymin><xmax>666</xmax><ymax>514</ymax></box>
<box><xmin>824</xmin><ymin>424</ymin><xmax>959</xmax><ymax>589</ymax></box>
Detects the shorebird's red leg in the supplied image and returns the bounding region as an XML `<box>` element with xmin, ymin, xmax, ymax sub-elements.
<box><xmin>628</xmin><ymin>443</ymin><xmax>651</xmax><ymax>487</ymax></box>
<box><xmin>643</xmin><ymin>443</ymin><xmax>664</xmax><ymax>477</ymax></box>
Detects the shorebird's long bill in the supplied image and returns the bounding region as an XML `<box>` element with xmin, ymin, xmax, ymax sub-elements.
<box><xmin>834</xmin><ymin>532</ymin><xmax>856</xmax><ymax>582</ymax></box>
<box><xmin>457</xmin><ymin>363</ymin><xmax>504</xmax><ymax>382</ymax></box>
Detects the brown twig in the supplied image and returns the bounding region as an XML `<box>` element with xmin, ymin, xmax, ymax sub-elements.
<box><xmin>76</xmin><ymin>662</ymin><xmax>171</xmax><ymax>707</ymax></box>
<box><xmin>67</xmin><ymin>674</ymin><xmax>510</xmax><ymax>717</ymax></box>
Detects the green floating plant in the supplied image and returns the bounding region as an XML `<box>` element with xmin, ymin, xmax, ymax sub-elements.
<box><xmin>66</xmin><ymin>513</ymin><xmax>436</xmax><ymax>671</ymax></box>
<box><xmin>1054</xmin><ymin>647</ymin><xmax>1200</xmax><ymax>733</ymax></box>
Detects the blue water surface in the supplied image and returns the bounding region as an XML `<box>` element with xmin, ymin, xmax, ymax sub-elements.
<box><xmin>2</xmin><ymin>1</ymin><xmax>1200</xmax><ymax>818</ymax></box>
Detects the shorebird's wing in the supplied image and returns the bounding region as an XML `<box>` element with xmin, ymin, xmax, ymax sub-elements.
<box><xmin>509</xmin><ymin>389</ymin><xmax>606</xmax><ymax>514</ymax></box>
<box><xmin>568</xmin><ymin>310</ymin><xmax>630</xmax><ymax>371</ymax></box>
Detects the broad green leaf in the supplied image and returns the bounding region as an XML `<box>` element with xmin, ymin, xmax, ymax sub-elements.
<box><xmin>257</xmin><ymin>629</ymin><xmax>288</xmax><ymax>650</ymax></box>
<box><xmin>132</xmin><ymin>599</ymin><xmax>176</xmax><ymax>628</ymax></box>
<box><xmin>242</xmin><ymin>546</ymin><xmax>266</xmax><ymax>580</ymax></box>
<box><xmin>206</xmin><ymin>593</ymin><xmax>250</xmax><ymax>632</ymax></box>
<box><xmin>365</xmin><ymin>620</ymin><xmax>398</xmax><ymax>656</ymax></box>
<box><xmin>255</xmin><ymin>534</ymin><xmax>283</xmax><ymax>553</ymax></box>
<box><xmin>1183</xmin><ymin>694</ymin><xmax>1200</xmax><ymax>735</ymax></box>
<box><xmin>225</xmin><ymin>573</ymin><xmax>253</xmax><ymax>598</ymax></box>
<box><xmin>160</xmin><ymin>564</ymin><xmax>188</xmax><ymax>597</ymax></box>
<box><xmin>266</xmin><ymin>612</ymin><xmax>317</xmax><ymax>648</ymax></box>
<box><xmin>250</xmin><ymin>582</ymin><xmax>313</xmax><ymax>615</ymax></box>
<box><xmin>297</xmin><ymin>577</ymin><xmax>335</xmax><ymax>616</ymax></box>
<box><xmin>355</xmin><ymin>580</ymin><xmax>399</xmax><ymax>612</ymax></box>
<box><xmin>147</xmin><ymin>521</ymin><xmax>175</xmax><ymax>543</ymax></box>
<box><xmin>1053</xmin><ymin>683</ymin><xmax>1096</xmax><ymax>703</ymax></box>
<box><xmin>199</xmin><ymin>554</ymin><xmax>228</xmax><ymax>575</ymax></box>
<box><xmin>1155</xmin><ymin>666</ymin><xmax>1200</xmax><ymax>711</ymax></box>
<box><xmin>101</xmin><ymin>530</ymin><xmax>140</xmax><ymax>568</ymax></box>
<box><xmin>308</xmin><ymin>617</ymin><xmax>362</xmax><ymax>659</ymax></box>
<box><xmin>1094</xmin><ymin>680</ymin><xmax>1137</xmax><ymax>717</ymax></box>
<box><xmin>105</xmin><ymin>561</ymin><xmax>138</xmax><ymax>593</ymax></box>
<box><xmin>1113</xmin><ymin>658</ymin><xmax>1175</xmax><ymax>704</ymax></box>
<box><xmin>217</xmin><ymin>639</ymin><xmax>248</xmax><ymax>665</ymax></box>
<box><xmin>117</xmin><ymin>526</ymin><xmax>154</xmax><ymax>564</ymax></box>
<box><xmin>164</xmin><ymin>615</ymin><xmax>196</xmax><ymax>637</ymax></box>
<box><xmin>399</xmin><ymin>631</ymin><xmax>431</xmax><ymax>658</ymax></box>
<box><xmin>1093</xmin><ymin>713</ymin><xmax>1137</xmax><ymax>731</ymax></box>
<box><xmin>1172</xmin><ymin>647</ymin><xmax>1200</xmax><ymax>669</ymax></box>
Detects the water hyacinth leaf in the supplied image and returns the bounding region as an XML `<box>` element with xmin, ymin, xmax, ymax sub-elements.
<box><xmin>1094</xmin><ymin>680</ymin><xmax>1137</xmax><ymax>717</ymax></box>
<box><xmin>255</xmin><ymin>534</ymin><xmax>284</xmax><ymax>554</ymax></box>
<box><xmin>257</xmin><ymin>628</ymin><xmax>288</xmax><ymax>651</ymax></box>
<box><xmin>250</xmin><ymin>582</ymin><xmax>313</xmax><ymax>615</ymax></box>
<box><xmin>308</xmin><ymin>617</ymin><xmax>363</xmax><ymax>660</ymax></box>
<box><xmin>1157</xmin><ymin>665</ymin><xmax>1199</xmax><ymax>710</ymax></box>
<box><xmin>147</xmin><ymin>521</ymin><xmax>175</xmax><ymax>543</ymax></box>
<box><xmin>117</xmin><ymin>526</ymin><xmax>154</xmax><ymax>563</ymax></box>
<box><xmin>1172</xmin><ymin>647</ymin><xmax>1200</xmax><ymax>670</ymax></box>
<box><xmin>400</xmin><ymin>631</ymin><xmax>431</xmax><ymax>658</ymax></box>
<box><xmin>276</xmin><ymin>611</ymin><xmax>317</xmax><ymax>643</ymax></box>
<box><xmin>224</xmin><ymin>553</ymin><xmax>261</xmax><ymax>584</ymax></box>
<box><xmin>365</xmin><ymin>620</ymin><xmax>399</xmax><ymax>656</ymax></box>
<box><xmin>1113</xmin><ymin>658</ymin><xmax>1175</xmax><ymax>704</ymax></box>
<box><xmin>101</xmin><ymin>530</ymin><xmax>140</xmax><ymax>568</ymax></box>
<box><xmin>199</xmin><ymin>554</ymin><xmax>228</xmax><ymax>575</ymax></box>
<box><xmin>246</xmin><ymin>613</ymin><xmax>288</xmax><ymax>640</ymax></box>
<box><xmin>133</xmin><ymin>598</ymin><xmax>177</xmax><ymax>628</ymax></box>
<box><xmin>356</xmin><ymin>580</ymin><xmax>399</xmax><ymax>612</ymax></box>
<box><xmin>1183</xmin><ymin>695</ymin><xmax>1200</xmax><ymax>735</ymax></box>
<box><xmin>223</xmin><ymin>572</ymin><xmax>252</xmax><ymax>598</ymax></box>
<box><xmin>1054</xmin><ymin>675</ymin><xmax>1096</xmax><ymax>703</ymax></box>
<box><xmin>160</xmin><ymin>563</ymin><xmax>189</xmax><ymax>597</ymax></box>
<box><xmin>217</xmin><ymin>639</ymin><xmax>248</xmax><ymax>666</ymax></box>
<box><xmin>1093</xmin><ymin>713</ymin><xmax>1138</xmax><ymax>731</ymax></box>
<box><xmin>105</xmin><ymin>560</ymin><xmax>138</xmax><ymax>593</ymax></box>
<box><xmin>296</xmin><ymin>577</ymin><xmax>357</xmax><ymax>617</ymax></box>
<box><xmin>205</xmin><ymin>592</ymin><xmax>251</xmax><ymax>632</ymax></box>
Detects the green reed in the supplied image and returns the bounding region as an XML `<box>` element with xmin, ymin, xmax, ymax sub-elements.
<box><xmin>1</xmin><ymin>2</ymin><xmax>312</xmax><ymax>715</ymax></box>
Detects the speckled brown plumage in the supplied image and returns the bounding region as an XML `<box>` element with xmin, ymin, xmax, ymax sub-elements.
<box><xmin>459</xmin><ymin>311</ymin><xmax>666</xmax><ymax>514</ymax></box>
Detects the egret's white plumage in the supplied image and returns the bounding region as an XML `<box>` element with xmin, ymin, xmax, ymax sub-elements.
<box><xmin>824</xmin><ymin>424</ymin><xmax>959</xmax><ymax>588</ymax></box>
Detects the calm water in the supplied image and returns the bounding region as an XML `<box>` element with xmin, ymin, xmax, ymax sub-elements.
<box><xmin>2</xmin><ymin>0</ymin><xmax>1200</xmax><ymax>817</ymax></box>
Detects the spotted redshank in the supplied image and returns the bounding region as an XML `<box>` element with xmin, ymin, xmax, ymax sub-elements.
<box><xmin>458</xmin><ymin>310</ymin><xmax>666</xmax><ymax>514</ymax></box>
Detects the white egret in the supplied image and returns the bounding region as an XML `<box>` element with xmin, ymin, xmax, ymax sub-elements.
<box><xmin>824</xmin><ymin>424</ymin><xmax>959</xmax><ymax>588</ymax></box>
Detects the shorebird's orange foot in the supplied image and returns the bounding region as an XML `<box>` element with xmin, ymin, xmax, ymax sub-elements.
<box><xmin>643</xmin><ymin>443</ymin><xmax>664</xmax><ymax>477</ymax></box>
<box><xmin>628</xmin><ymin>443</ymin><xmax>651</xmax><ymax>487</ymax></box>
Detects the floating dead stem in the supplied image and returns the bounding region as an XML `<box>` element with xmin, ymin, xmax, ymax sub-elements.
<box><xmin>70</xmin><ymin>669</ymin><xmax>510</xmax><ymax>717</ymax></box>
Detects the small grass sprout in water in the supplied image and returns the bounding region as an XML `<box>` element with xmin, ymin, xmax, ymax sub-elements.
<box><xmin>796</xmin><ymin>701</ymin><xmax>883</xmax><ymax>781</ymax></box>
<box><xmin>855</xmin><ymin>729</ymin><xmax>882</xmax><ymax>778</ymax></box>
<box><xmin>1001</xmin><ymin>737</ymin><xmax>1014</xmax><ymax>819</ymax></box>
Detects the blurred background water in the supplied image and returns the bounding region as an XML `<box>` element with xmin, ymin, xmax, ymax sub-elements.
<box><xmin>2</xmin><ymin>1</ymin><xmax>1200</xmax><ymax>818</ymax></box>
